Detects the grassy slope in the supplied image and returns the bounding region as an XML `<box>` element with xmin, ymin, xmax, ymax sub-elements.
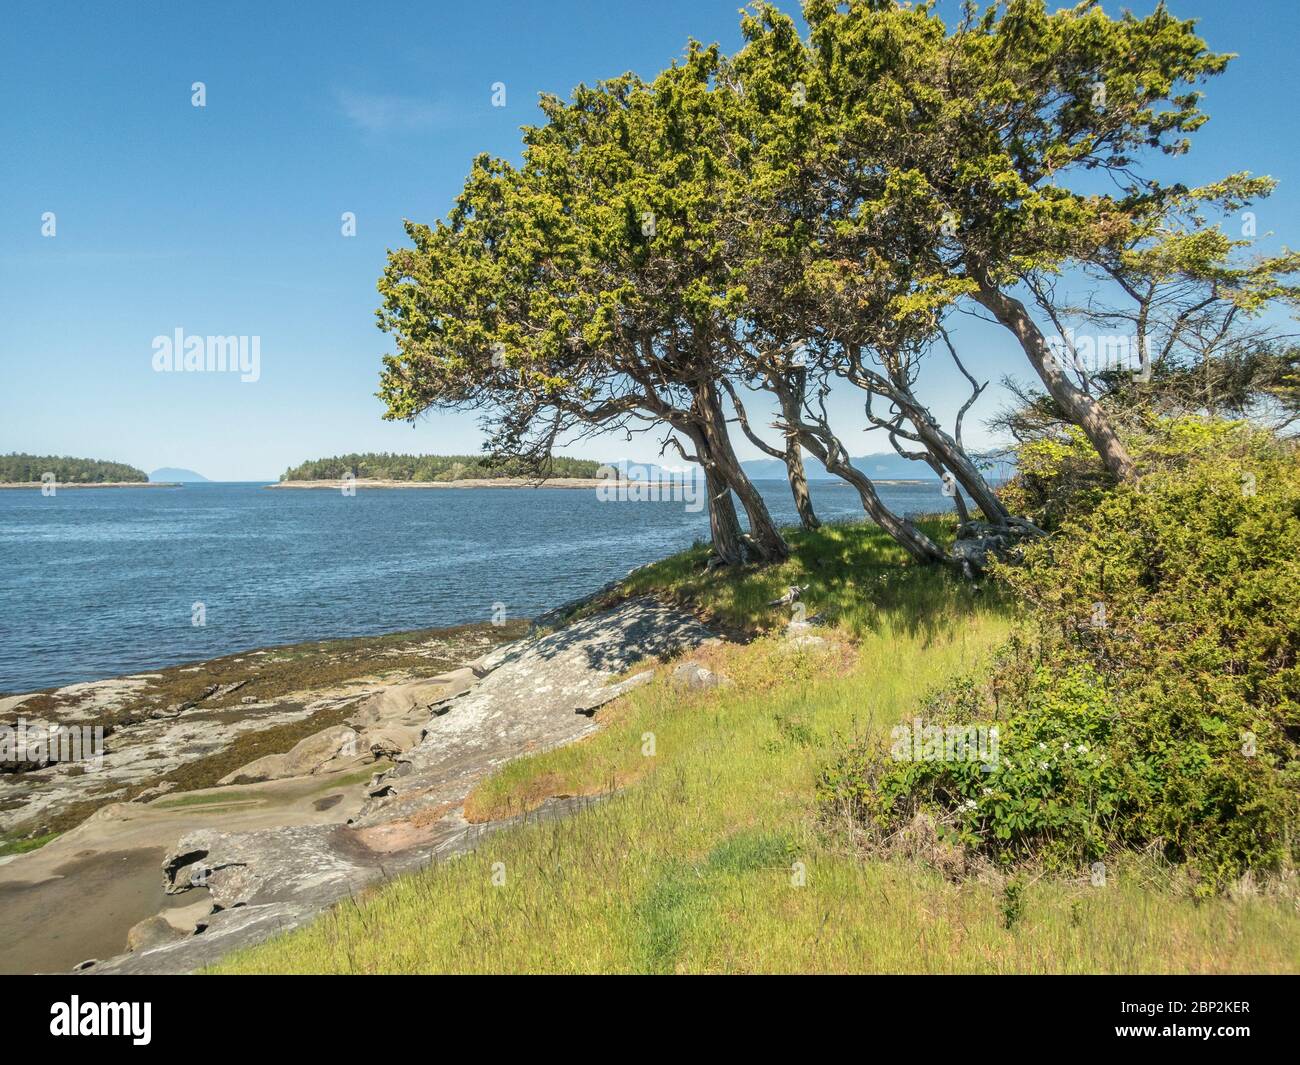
<box><xmin>216</xmin><ymin>521</ymin><xmax>1300</xmax><ymax>973</ymax></box>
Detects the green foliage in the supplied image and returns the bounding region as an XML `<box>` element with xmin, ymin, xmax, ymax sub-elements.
<box><xmin>821</xmin><ymin>420</ymin><xmax>1300</xmax><ymax>892</ymax></box>
<box><xmin>0</xmin><ymin>453</ymin><xmax>148</xmax><ymax>483</ymax></box>
<box><xmin>280</xmin><ymin>452</ymin><xmax>602</xmax><ymax>482</ymax></box>
<box><xmin>998</xmin><ymin>426</ymin><xmax>1115</xmax><ymax>529</ymax></box>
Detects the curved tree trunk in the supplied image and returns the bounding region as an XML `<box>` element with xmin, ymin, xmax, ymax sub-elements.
<box><xmin>778</xmin><ymin>371</ymin><xmax>821</xmax><ymax>530</ymax></box>
<box><xmin>909</xmin><ymin>413</ymin><xmax>1010</xmax><ymax>524</ymax></box>
<box><xmin>683</xmin><ymin>423</ymin><xmax>748</xmax><ymax>566</ymax></box>
<box><xmin>722</xmin><ymin>374</ymin><xmax>819</xmax><ymax>531</ymax></box>
<box><xmin>703</xmin><ymin>464</ymin><xmax>747</xmax><ymax>566</ymax></box>
<box><xmin>972</xmin><ymin>271</ymin><xmax>1136</xmax><ymax>482</ymax></box>
<box><xmin>696</xmin><ymin>381</ymin><xmax>789</xmax><ymax>562</ymax></box>
<box><xmin>795</xmin><ymin>426</ymin><xmax>948</xmax><ymax>564</ymax></box>
<box><xmin>784</xmin><ymin>433</ymin><xmax>820</xmax><ymax>530</ymax></box>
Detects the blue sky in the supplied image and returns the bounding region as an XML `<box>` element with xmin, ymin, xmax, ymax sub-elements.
<box><xmin>1</xmin><ymin>0</ymin><xmax>1297</xmax><ymax>480</ymax></box>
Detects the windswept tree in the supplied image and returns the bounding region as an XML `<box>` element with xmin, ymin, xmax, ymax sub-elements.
<box><xmin>377</xmin><ymin>51</ymin><xmax>791</xmax><ymax>566</ymax></box>
<box><xmin>715</xmin><ymin>7</ymin><xmax>1015</xmax><ymax>552</ymax></box>
<box><xmin>737</xmin><ymin>0</ymin><xmax>1243</xmax><ymax>483</ymax></box>
<box><xmin>995</xmin><ymin>178</ymin><xmax>1300</xmax><ymax>441</ymax></box>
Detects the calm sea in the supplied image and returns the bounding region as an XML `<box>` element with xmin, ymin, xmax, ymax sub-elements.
<box><xmin>0</xmin><ymin>479</ymin><xmax>954</xmax><ymax>693</ymax></box>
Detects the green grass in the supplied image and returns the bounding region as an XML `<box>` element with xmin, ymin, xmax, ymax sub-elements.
<box><xmin>213</xmin><ymin>521</ymin><xmax>1300</xmax><ymax>974</ymax></box>
<box><xmin>0</xmin><ymin>831</ymin><xmax>60</xmax><ymax>857</ymax></box>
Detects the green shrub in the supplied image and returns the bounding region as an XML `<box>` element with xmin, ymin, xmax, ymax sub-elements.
<box><xmin>821</xmin><ymin>419</ymin><xmax>1300</xmax><ymax>893</ymax></box>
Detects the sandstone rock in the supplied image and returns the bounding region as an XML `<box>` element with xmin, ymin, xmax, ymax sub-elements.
<box><xmin>348</xmin><ymin>670</ymin><xmax>477</xmax><ymax>728</ymax></box>
<box><xmin>126</xmin><ymin>914</ymin><xmax>187</xmax><ymax>953</ymax></box>
<box><xmin>132</xmin><ymin>781</ymin><xmax>177</xmax><ymax>803</ymax></box>
<box><xmin>361</xmin><ymin>724</ymin><xmax>423</xmax><ymax>761</ymax></box>
<box><xmin>159</xmin><ymin>899</ymin><xmax>213</xmax><ymax>934</ymax></box>
<box><xmin>217</xmin><ymin>725</ymin><xmax>360</xmax><ymax>785</ymax></box>
<box><xmin>89</xmin><ymin>599</ymin><xmax>716</xmax><ymax>974</ymax></box>
<box><xmin>0</xmin><ymin>694</ymin><xmax>32</xmax><ymax>717</ymax></box>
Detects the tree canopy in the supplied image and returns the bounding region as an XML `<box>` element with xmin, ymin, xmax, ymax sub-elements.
<box><xmin>374</xmin><ymin>0</ymin><xmax>1296</xmax><ymax>567</ymax></box>
<box><xmin>0</xmin><ymin>453</ymin><xmax>149</xmax><ymax>483</ymax></box>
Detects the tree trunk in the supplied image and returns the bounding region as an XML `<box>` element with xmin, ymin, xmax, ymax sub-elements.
<box><xmin>909</xmin><ymin>413</ymin><xmax>1010</xmax><ymax>524</ymax></box>
<box><xmin>697</xmin><ymin>381</ymin><xmax>790</xmax><ymax>562</ymax></box>
<box><xmin>704</xmin><ymin>464</ymin><xmax>747</xmax><ymax>566</ymax></box>
<box><xmin>972</xmin><ymin>271</ymin><xmax>1137</xmax><ymax>482</ymax></box>
<box><xmin>776</xmin><ymin>371</ymin><xmax>820</xmax><ymax>530</ymax></box>
<box><xmin>684</xmin><ymin>423</ymin><xmax>747</xmax><ymax>566</ymax></box>
<box><xmin>796</xmin><ymin>427</ymin><xmax>949</xmax><ymax>564</ymax></box>
<box><xmin>784</xmin><ymin>434</ymin><xmax>820</xmax><ymax>530</ymax></box>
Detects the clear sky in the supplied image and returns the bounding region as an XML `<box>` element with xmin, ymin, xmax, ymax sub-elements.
<box><xmin>2</xmin><ymin>0</ymin><xmax>1297</xmax><ymax>480</ymax></box>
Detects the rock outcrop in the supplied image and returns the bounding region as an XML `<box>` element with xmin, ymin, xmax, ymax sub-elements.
<box><xmin>86</xmin><ymin>597</ymin><xmax>713</xmax><ymax>974</ymax></box>
<box><xmin>217</xmin><ymin>725</ymin><xmax>362</xmax><ymax>785</ymax></box>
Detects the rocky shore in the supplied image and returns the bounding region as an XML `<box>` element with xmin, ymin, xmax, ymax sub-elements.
<box><xmin>0</xmin><ymin>596</ymin><xmax>714</xmax><ymax>973</ymax></box>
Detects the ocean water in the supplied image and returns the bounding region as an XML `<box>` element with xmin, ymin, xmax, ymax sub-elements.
<box><xmin>0</xmin><ymin>479</ymin><xmax>954</xmax><ymax>693</ymax></box>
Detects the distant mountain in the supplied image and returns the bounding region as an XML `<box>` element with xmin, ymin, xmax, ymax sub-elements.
<box><xmin>601</xmin><ymin>459</ymin><xmax>699</xmax><ymax>480</ymax></box>
<box><xmin>150</xmin><ymin>468</ymin><xmax>209</xmax><ymax>482</ymax></box>
<box><xmin>741</xmin><ymin>451</ymin><xmax>1016</xmax><ymax>482</ymax></box>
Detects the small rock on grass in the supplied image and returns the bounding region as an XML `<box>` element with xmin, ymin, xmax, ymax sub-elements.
<box><xmin>670</xmin><ymin>662</ymin><xmax>731</xmax><ymax>690</ymax></box>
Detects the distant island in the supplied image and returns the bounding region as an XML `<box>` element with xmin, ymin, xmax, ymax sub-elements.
<box><xmin>0</xmin><ymin>453</ymin><xmax>153</xmax><ymax>485</ymax></box>
<box><xmin>150</xmin><ymin>467</ymin><xmax>209</xmax><ymax>482</ymax></box>
<box><xmin>279</xmin><ymin>453</ymin><xmax>604</xmax><ymax>483</ymax></box>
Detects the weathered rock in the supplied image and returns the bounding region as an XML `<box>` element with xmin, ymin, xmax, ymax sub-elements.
<box><xmin>347</xmin><ymin>670</ymin><xmax>477</xmax><ymax>728</ymax></box>
<box><xmin>217</xmin><ymin>725</ymin><xmax>360</xmax><ymax>786</ymax></box>
<box><xmin>132</xmin><ymin>781</ymin><xmax>177</xmax><ymax>803</ymax></box>
<box><xmin>361</xmin><ymin>723</ymin><xmax>423</xmax><ymax>761</ymax></box>
<box><xmin>573</xmin><ymin>669</ymin><xmax>656</xmax><ymax>716</ymax></box>
<box><xmin>0</xmin><ymin>679</ymin><xmax>373</xmax><ymax>839</ymax></box>
<box><xmin>670</xmin><ymin>662</ymin><xmax>730</xmax><ymax>690</ymax></box>
<box><xmin>0</xmin><ymin>694</ymin><xmax>33</xmax><ymax>717</ymax></box>
<box><xmin>126</xmin><ymin>914</ymin><xmax>187</xmax><ymax>953</ymax></box>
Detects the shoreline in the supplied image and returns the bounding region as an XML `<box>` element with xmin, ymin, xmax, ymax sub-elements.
<box><xmin>0</xmin><ymin>584</ymin><xmax>703</xmax><ymax>974</ymax></box>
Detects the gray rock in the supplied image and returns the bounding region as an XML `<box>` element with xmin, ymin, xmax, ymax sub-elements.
<box><xmin>361</xmin><ymin>723</ymin><xmax>423</xmax><ymax>761</ymax></box>
<box><xmin>132</xmin><ymin>781</ymin><xmax>177</xmax><ymax>803</ymax></box>
<box><xmin>670</xmin><ymin>662</ymin><xmax>730</xmax><ymax>690</ymax></box>
<box><xmin>348</xmin><ymin>670</ymin><xmax>477</xmax><ymax>727</ymax></box>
